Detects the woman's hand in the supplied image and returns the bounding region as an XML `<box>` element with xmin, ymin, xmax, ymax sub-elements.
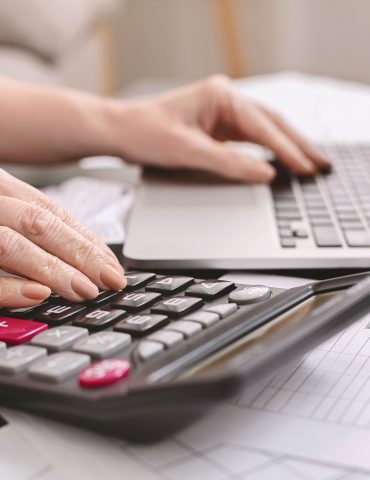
<box><xmin>0</xmin><ymin>169</ymin><xmax>125</xmax><ymax>309</ymax></box>
<box><xmin>112</xmin><ymin>75</ymin><xmax>330</xmax><ymax>182</ymax></box>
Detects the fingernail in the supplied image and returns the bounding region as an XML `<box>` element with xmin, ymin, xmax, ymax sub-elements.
<box><xmin>21</xmin><ymin>283</ymin><xmax>51</xmax><ymax>300</ymax></box>
<box><xmin>100</xmin><ymin>264</ymin><xmax>126</xmax><ymax>291</ymax></box>
<box><xmin>258</xmin><ymin>163</ymin><xmax>276</xmax><ymax>182</ymax></box>
<box><xmin>71</xmin><ymin>273</ymin><xmax>99</xmax><ymax>300</ymax></box>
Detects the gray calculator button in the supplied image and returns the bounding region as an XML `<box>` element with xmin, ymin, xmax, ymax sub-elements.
<box><xmin>137</xmin><ymin>340</ymin><xmax>164</xmax><ymax>361</ymax></box>
<box><xmin>29</xmin><ymin>352</ymin><xmax>90</xmax><ymax>382</ymax></box>
<box><xmin>0</xmin><ymin>345</ymin><xmax>46</xmax><ymax>374</ymax></box>
<box><xmin>0</xmin><ymin>342</ymin><xmax>5</xmax><ymax>351</ymax></box>
<box><xmin>31</xmin><ymin>326</ymin><xmax>88</xmax><ymax>351</ymax></box>
<box><xmin>228</xmin><ymin>286</ymin><xmax>272</xmax><ymax>305</ymax></box>
<box><xmin>204</xmin><ymin>303</ymin><xmax>237</xmax><ymax>318</ymax></box>
<box><xmin>184</xmin><ymin>311</ymin><xmax>220</xmax><ymax>328</ymax></box>
<box><xmin>148</xmin><ymin>330</ymin><xmax>184</xmax><ymax>348</ymax></box>
<box><xmin>165</xmin><ymin>320</ymin><xmax>202</xmax><ymax>338</ymax></box>
<box><xmin>73</xmin><ymin>331</ymin><xmax>131</xmax><ymax>359</ymax></box>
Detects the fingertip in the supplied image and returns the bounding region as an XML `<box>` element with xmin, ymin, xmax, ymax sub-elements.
<box><xmin>21</xmin><ymin>283</ymin><xmax>51</xmax><ymax>301</ymax></box>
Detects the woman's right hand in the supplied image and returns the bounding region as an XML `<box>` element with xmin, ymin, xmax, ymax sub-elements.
<box><xmin>0</xmin><ymin>169</ymin><xmax>126</xmax><ymax>309</ymax></box>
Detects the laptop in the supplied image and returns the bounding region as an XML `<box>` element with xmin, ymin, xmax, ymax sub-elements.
<box><xmin>124</xmin><ymin>143</ymin><xmax>370</xmax><ymax>270</ymax></box>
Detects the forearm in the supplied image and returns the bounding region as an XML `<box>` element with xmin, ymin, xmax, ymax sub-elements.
<box><xmin>0</xmin><ymin>76</ymin><xmax>123</xmax><ymax>164</ymax></box>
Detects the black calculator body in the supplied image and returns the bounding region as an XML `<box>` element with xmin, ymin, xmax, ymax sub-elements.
<box><xmin>1</xmin><ymin>270</ymin><xmax>370</xmax><ymax>442</ymax></box>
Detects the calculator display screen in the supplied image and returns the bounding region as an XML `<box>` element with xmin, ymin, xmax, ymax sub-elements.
<box><xmin>182</xmin><ymin>290</ymin><xmax>342</xmax><ymax>379</ymax></box>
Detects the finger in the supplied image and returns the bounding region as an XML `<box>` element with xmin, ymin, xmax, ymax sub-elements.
<box><xmin>0</xmin><ymin>276</ymin><xmax>51</xmax><ymax>309</ymax></box>
<box><xmin>0</xmin><ymin>226</ymin><xmax>99</xmax><ymax>302</ymax></box>
<box><xmin>0</xmin><ymin>169</ymin><xmax>123</xmax><ymax>270</ymax></box>
<box><xmin>176</xmin><ymin>129</ymin><xmax>276</xmax><ymax>182</ymax></box>
<box><xmin>0</xmin><ymin>196</ymin><xmax>126</xmax><ymax>291</ymax></box>
<box><xmin>256</xmin><ymin>104</ymin><xmax>331</xmax><ymax>168</ymax></box>
<box><xmin>232</xmin><ymin>97</ymin><xmax>319</xmax><ymax>175</ymax></box>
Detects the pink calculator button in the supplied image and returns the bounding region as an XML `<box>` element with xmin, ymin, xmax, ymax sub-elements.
<box><xmin>0</xmin><ymin>317</ymin><xmax>48</xmax><ymax>345</ymax></box>
<box><xmin>79</xmin><ymin>359</ymin><xmax>131</xmax><ymax>389</ymax></box>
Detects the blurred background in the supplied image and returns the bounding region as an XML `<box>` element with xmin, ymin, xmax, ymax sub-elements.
<box><xmin>1</xmin><ymin>0</ymin><xmax>369</xmax><ymax>98</ymax></box>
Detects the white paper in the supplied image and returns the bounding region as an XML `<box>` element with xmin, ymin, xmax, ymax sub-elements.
<box><xmin>42</xmin><ymin>177</ymin><xmax>134</xmax><ymax>244</ymax></box>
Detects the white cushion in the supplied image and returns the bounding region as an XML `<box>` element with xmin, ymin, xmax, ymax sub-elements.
<box><xmin>0</xmin><ymin>0</ymin><xmax>119</xmax><ymax>61</ymax></box>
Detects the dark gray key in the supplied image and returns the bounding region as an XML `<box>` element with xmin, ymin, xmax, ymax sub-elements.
<box><xmin>34</xmin><ymin>304</ymin><xmax>86</xmax><ymax>326</ymax></box>
<box><xmin>124</xmin><ymin>272</ymin><xmax>156</xmax><ymax>289</ymax></box>
<box><xmin>151</xmin><ymin>296</ymin><xmax>203</xmax><ymax>317</ymax></box>
<box><xmin>73</xmin><ymin>308</ymin><xmax>127</xmax><ymax>331</ymax></box>
<box><xmin>146</xmin><ymin>276</ymin><xmax>194</xmax><ymax>294</ymax></box>
<box><xmin>343</xmin><ymin>229</ymin><xmax>370</xmax><ymax>247</ymax></box>
<box><xmin>312</xmin><ymin>226</ymin><xmax>342</xmax><ymax>247</ymax></box>
<box><xmin>185</xmin><ymin>281</ymin><xmax>234</xmax><ymax>299</ymax></box>
<box><xmin>114</xmin><ymin>314</ymin><xmax>169</xmax><ymax>337</ymax></box>
<box><xmin>86</xmin><ymin>290</ymin><xmax>123</xmax><ymax>307</ymax></box>
<box><xmin>111</xmin><ymin>291</ymin><xmax>161</xmax><ymax>312</ymax></box>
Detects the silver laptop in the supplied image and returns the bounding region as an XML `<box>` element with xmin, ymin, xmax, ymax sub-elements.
<box><xmin>124</xmin><ymin>144</ymin><xmax>370</xmax><ymax>270</ymax></box>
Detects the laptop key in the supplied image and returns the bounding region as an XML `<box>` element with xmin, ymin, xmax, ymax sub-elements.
<box><xmin>343</xmin><ymin>229</ymin><xmax>370</xmax><ymax>247</ymax></box>
<box><xmin>312</xmin><ymin>226</ymin><xmax>342</xmax><ymax>247</ymax></box>
<box><xmin>146</xmin><ymin>276</ymin><xmax>194</xmax><ymax>294</ymax></box>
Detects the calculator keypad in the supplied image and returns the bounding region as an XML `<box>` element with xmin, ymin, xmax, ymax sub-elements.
<box><xmin>0</xmin><ymin>272</ymin><xmax>276</xmax><ymax>390</ymax></box>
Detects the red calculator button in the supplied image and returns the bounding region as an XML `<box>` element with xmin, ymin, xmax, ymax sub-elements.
<box><xmin>79</xmin><ymin>358</ymin><xmax>131</xmax><ymax>389</ymax></box>
<box><xmin>0</xmin><ymin>317</ymin><xmax>48</xmax><ymax>345</ymax></box>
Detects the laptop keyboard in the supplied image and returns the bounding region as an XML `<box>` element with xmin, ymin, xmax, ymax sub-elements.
<box><xmin>272</xmin><ymin>144</ymin><xmax>370</xmax><ymax>248</ymax></box>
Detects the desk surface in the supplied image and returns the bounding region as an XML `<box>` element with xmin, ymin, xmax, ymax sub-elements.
<box><xmin>4</xmin><ymin>72</ymin><xmax>370</xmax><ymax>480</ymax></box>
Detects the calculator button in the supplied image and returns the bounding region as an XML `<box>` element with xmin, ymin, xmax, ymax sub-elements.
<box><xmin>0</xmin><ymin>317</ymin><xmax>48</xmax><ymax>345</ymax></box>
<box><xmin>125</xmin><ymin>272</ymin><xmax>156</xmax><ymax>288</ymax></box>
<box><xmin>165</xmin><ymin>320</ymin><xmax>202</xmax><ymax>338</ymax></box>
<box><xmin>185</xmin><ymin>281</ymin><xmax>234</xmax><ymax>299</ymax></box>
<box><xmin>184</xmin><ymin>311</ymin><xmax>219</xmax><ymax>328</ymax></box>
<box><xmin>86</xmin><ymin>290</ymin><xmax>123</xmax><ymax>307</ymax></box>
<box><xmin>228</xmin><ymin>286</ymin><xmax>272</xmax><ymax>305</ymax></box>
<box><xmin>136</xmin><ymin>340</ymin><xmax>164</xmax><ymax>361</ymax></box>
<box><xmin>73</xmin><ymin>332</ymin><xmax>131</xmax><ymax>359</ymax></box>
<box><xmin>114</xmin><ymin>314</ymin><xmax>169</xmax><ymax>337</ymax></box>
<box><xmin>34</xmin><ymin>304</ymin><xmax>86</xmax><ymax>326</ymax></box>
<box><xmin>111</xmin><ymin>292</ymin><xmax>161</xmax><ymax>312</ymax></box>
<box><xmin>0</xmin><ymin>342</ymin><xmax>6</xmax><ymax>351</ymax></box>
<box><xmin>148</xmin><ymin>330</ymin><xmax>184</xmax><ymax>348</ymax></box>
<box><xmin>73</xmin><ymin>308</ymin><xmax>127</xmax><ymax>331</ymax></box>
<box><xmin>79</xmin><ymin>359</ymin><xmax>131</xmax><ymax>389</ymax></box>
<box><xmin>204</xmin><ymin>303</ymin><xmax>238</xmax><ymax>318</ymax></box>
<box><xmin>151</xmin><ymin>296</ymin><xmax>203</xmax><ymax>317</ymax></box>
<box><xmin>146</xmin><ymin>276</ymin><xmax>194</xmax><ymax>294</ymax></box>
<box><xmin>0</xmin><ymin>346</ymin><xmax>46</xmax><ymax>374</ymax></box>
<box><xmin>31</xmin><ymin>326</ymin><xmax>88</xmax><ymax>352</ymax></box>
<box><xmin>3</xmin><ymin>303</ymin><xmax>48</xmax><ymax>318</ymax></box>
<box><xmin>29</xmin><ymin>352</ymin><xmax>90</xmax><ymax>383</ymax></box>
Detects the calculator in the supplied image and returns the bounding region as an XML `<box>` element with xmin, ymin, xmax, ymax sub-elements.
<box><xmin>1</xmin><ymin>270</ymin><xmax>370</xmax><ymax>442</ymax></box>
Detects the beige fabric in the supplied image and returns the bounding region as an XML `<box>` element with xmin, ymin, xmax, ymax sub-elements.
<box><xmin>0</xmin><ymin>0</ymin><xmax>119</xmax><ymax>61</ymax></box>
